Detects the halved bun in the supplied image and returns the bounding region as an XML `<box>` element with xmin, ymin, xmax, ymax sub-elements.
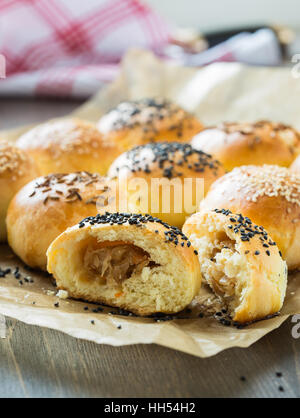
<box><xmin>47</xmin><ymin>213</ymin><xmax>201</xmax><ymax>315</ymax></box>
<box><xmin>183</xmin><ymin>209</ymin><xmax>287</xmax><ymax>323</ymax></box>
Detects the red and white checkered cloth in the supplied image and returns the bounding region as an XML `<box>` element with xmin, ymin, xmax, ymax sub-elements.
<box><xmin>0</xmin><ymin>1</ymin><xmax>283</xmax><ymax>98</ymax></box>
<box><xmin>0</xmin><ymin>0</ymin><xmax>170</xmax><ymax>98</ymax></box>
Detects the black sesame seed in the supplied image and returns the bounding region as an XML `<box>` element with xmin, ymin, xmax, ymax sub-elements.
<box><xmin>0</xmin><ymin>267</ymin><xmax>11</xmax><ymax>278</ymax></box>
<box><xmin>77</xmin><ymin>212</ymin><xmax>191</xmax><ymax>249</ymax></box>
<box><xmin>113</xmin><ymin>142</ymin><xmax>221</xmax><ymax>179</ymax></box>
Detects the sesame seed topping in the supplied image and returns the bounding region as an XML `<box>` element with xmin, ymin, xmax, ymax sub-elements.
<box><xmin>110</xmin><ymin>142</ymin><xmax>222</xmax><ymax>179</ymax></box>
<box><xmin>17</xmin><ymin>119</ymin><xmax>108</xmax><ymax>158</ymax></box>
<box><xmin>209</xmin><ymin>121</ymin><xmax>300</xmax><ymax>152</ymax></box>
<box><xmin>98</xmin><ymin>98</ymin><xmax>199</xmax><ymax>142</ymax></box>
<box><xmin>215</xmin><ymin>165</ymin><xmax>300</xmax><ymax>206</ymax></box>
<box><xmin>29</xmin><ymin>172</ymin><xmax>110</xmax><ymax>205</ymax></box>
<box><xmin>78</xmin><ymin>212</ymin><xmax>195</xmax><ymax>250</ymax></box>
<box><xmin>0</xmin><ymin>140</ymin><xmax>31</xmax><ymax>177</ymax></box>
<box><xmin>214</xmin><ymin>209</ymin><xmax>281</xmax><ymax>258</ymax></box>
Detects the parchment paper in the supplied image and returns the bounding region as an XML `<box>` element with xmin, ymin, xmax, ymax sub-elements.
<box><xmin>1</xmin><ymin>49</ymin><xmax>300</xmax><ymax>358</ymax></box>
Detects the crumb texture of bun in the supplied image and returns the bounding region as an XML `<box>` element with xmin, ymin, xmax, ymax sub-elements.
<box><xmin>200</xmin><ymin>165</ymin><xmax>300</xmax><ymax>270</ymax></box>
<box><xmin>191</xmin><ymin>121</ymin><xmax>300</xmax><ymax>171</ymax></box>
<box><xmin>6</xmin><ymin>172</ymin><xmax>113</xmax><ymax>270</ymax></box>
<box><xmin>98</xmin><ymin>98</ymin><xmax>203</xmax><ymax>151</ymax></box>
<box><xmin>0</xmin><ymin>140</ymin><xmax>39</xmax><ymax>242</ymax></box>
<box><xmin>47</xmin><ymin>213</ymin><xmax>201</xmax><ymax>316</ymax></box>
<box><xmin>108</xmin><ymin>142</ymin><xmax>225</xmax><ymax>228</ymax></box>
<box><xmin>16</xmin><ymin>118</ymin><xmax>120</xmax><ymax>175</ymax></box>
<box><xmin>183</xmin><ymin>209</ymin><xmax>287</xmax><ymax>324</ymax></box>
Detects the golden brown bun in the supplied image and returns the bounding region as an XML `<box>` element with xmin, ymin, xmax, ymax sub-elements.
<box><xmin>97</xmin><ymin>98</ymin><xmax>203</xmax><ymax>152</ymax></box>
<box><xmin>47</xmin><ymin>213</ymin><xmax>201</xmax><ymax>316</ymax></box>
<box><xmin>6</xmin><ymin>172</ymin><xmax>114</xmax><ymax>270</ymax></box>
<box><xmin>16</xmin><ymin>118</ymin><xmax>121</xmax><ymax>175</ymax></box>
<box><xmin>108</xmin><ymin>142</ymin><xmax>225</xmax><ymax>228</ymax></box>
<box><xmin>183</xmin><ymin>209</ymin><xmax>287</xmax><ymax>323</ymax></box>
<box><xmin>200</xmin><ymin>165</ymin><xmax>300</xmax><ymax>270</ymax></box>
<box><xmin>0</xmin><ymin>140</ymin><xmax>39</xmax><ymax>242</ymax></box>
<box><xmin>191</xmin><ymin>121</ymin><xmax>300</xmax><ymax>171</ymax></box>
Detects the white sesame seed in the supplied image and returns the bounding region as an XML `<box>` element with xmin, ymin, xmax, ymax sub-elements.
<box><xmin>223</xmin><ymin>165</ymin><xmax>300</xmax><ymax>206</ymax></box>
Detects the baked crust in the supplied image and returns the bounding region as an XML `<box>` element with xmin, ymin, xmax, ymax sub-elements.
<box><xmin>0</xmin><ymin>140</ymin><xmax>39</xmax><ymax>242</ymax></box>
<box><xmin>200</xmin><ymin>165</ymin><xmax>300</xmax><ymax>270</ymax></box>
<box><xmin>16</xmin><ymin>118</ymin><xmax>120</xmax><ymax>175</ymax></box>
<box><xmin>183</xmin><ymin>209</ymin><xmax>287</xmax><ymax>323</ymax></box>
<box><xmin>98</xmin><ymin>98</ymin><xmax>203</xmax><ymax>152</ymax></box>
<box><xmin>6</xmin><ymin>172</ymin><xmax>114</xmax><ymax>270</ymax></box>
<box><xmin>47</xmin><ymin>213</ymin><xmax>202</xmax><ymax>315</ymax></box>
<box><xmin>108</xmin><ymin>142</ymin><xmax>225</xmax><ymax>227</ymax></box>
<box><xmin>191</xmin><ymin>121</ymin><xmax>300</xmax><ymax>171</ymax></box>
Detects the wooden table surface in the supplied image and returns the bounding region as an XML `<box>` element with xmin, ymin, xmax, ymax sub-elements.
<box><xmin>0</xmin><ymin>98</ymin><xmax>299</xmax><ymax>399</ymax></box>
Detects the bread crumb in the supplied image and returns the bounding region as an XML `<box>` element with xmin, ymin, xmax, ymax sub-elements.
<box><xmin>56</xmin><ymin>290</ymin><xmax>69</xmax><ymax>299</ymax></box>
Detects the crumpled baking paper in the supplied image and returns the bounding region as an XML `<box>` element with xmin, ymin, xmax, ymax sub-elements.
<box><xmin>0</xmin><ymin>49</ymin><xmax>300</xmax><ymax>358</ymax></box>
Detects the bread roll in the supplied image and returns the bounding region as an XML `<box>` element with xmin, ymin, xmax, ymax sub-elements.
<box><xmin>0</xmin><ymin>140</ymin><xmax>39</xmax><ymax>242</ymax></box>
<box><xmin>98</xmin><ymin>98</ymin><xmax>203</xmax><ymax>152</ymax></box>
<box><xmin>16</xmin><ymin>118</ymin><xmax>120</xmax><ymax>175</ymax></box>
<box><xmin>6</xmin><ymin>172</ymin><xmax>113</xmax><ymax>270</ymax></box>
<box><xmin>108</xmin><ymin>142</ymin><xmax>225</xmax><ymax>228</ymax></box>
<box><xmin>191</xmin><ymin>121</ymin><xmax>300</xmax><ymax>171</ymax></box>
<box><xmin>183</xmin><ymin>209</ymin><xmax>287</xmax><ymax>323</ymax></box>
<box><xmin>200</xmin><ymin>164</ymin><xmax>300</xmax><ymax>270</ymax></box>
<box><xmin>47</xmin><ymin>213</ymin><xmax>201</xmax><ymax>315</ymax></box>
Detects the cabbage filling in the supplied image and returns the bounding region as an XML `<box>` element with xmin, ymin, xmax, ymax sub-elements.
<box><xmin>83</xmin><ymin>241</ymin><xmax>159</xmax><ymax>287</ymax></box>
<box><xmin>198</xmin><ymin>232</ymin><xmax>245</xmax><ymax>312</ymax></box>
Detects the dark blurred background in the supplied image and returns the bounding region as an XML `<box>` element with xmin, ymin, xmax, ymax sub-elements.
<box><xmin>147</xmin><ymin>0</ymin><xmax>300</xmax><ymax>64</ymax></box>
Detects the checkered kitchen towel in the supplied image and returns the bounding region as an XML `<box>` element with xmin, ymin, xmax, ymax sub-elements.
<box><xmin>0</xmin><ymin>0</ymin><xmax>170</xmax><ymax>98</ymax></box>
